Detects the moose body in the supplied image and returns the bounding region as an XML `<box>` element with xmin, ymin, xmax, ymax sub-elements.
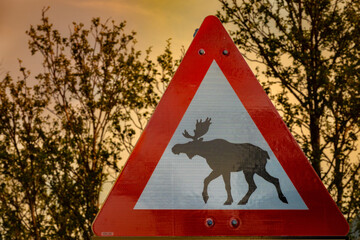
<box><xmin>173</xmin><ymin>139</ymin><xmax>268</xmax><ymax>173</ymax></box>
<box><xmin>172</xmin><ymin>118</ymin><xmax>288</xmax><ymax>205</ymax></box>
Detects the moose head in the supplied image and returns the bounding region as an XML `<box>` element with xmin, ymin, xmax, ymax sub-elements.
<box><xmin>171</xmin><ymin>117</ymin><xmax>212</xmax><ymax>159</ymax></box>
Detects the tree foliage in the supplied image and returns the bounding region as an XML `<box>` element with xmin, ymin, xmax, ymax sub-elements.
<box><xmin>0</xmin><ymin>66</ymin><xmax>56</xmax><ymax>239</ymax></box>
<box><xmin>217</xmin><ymin>0</ymin><xmax>360</xmax><ymax>221</ymax></box>
<box><xmin>0</xmin><ymin>9</ymin><xmax>178</xmax><ymax>239</ymax></box>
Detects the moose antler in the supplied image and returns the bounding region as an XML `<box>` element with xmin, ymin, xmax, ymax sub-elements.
<box><xmin>183</xmin><ymin>117</ymin><xmax>212</xmax><ymax>140</ymax></box>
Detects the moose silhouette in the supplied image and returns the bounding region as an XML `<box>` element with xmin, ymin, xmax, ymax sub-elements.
<box><xmin>172</xmin><ymin>118</ymin><xmax>288</xmax><ymax>205</ymax></box>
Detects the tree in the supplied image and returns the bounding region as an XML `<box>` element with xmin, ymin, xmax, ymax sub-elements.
<box><xmin>0</xmin><ymin>65</ymin><xmax>58</xmax><ymax>239</ymax></box>
<box><xmin>0</xmin><ymin>9</ymin><xmax>178</xmax><ymax>239</ymax></box>
<box><xmin>217</xmin><ymin>0</ymin><xmax>360</xmax><ymax>221</ymax></box>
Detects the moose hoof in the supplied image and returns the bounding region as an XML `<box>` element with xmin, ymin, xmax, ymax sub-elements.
<box><xmin>224</xmin><ymin>200</ymin><xmax>233</xmax><ymax>205</ymax></box>
<box><xmin>279</xmin><ymin>195</ymin><xmax>288</xmax><ymax>204</ymax></box>
<box><xmin>202</xmin><ymin>195</ymin><xmax>209</xmax><ymax>204</ymax></box>
<box><xmin>238</xmin><ymin>199</ymin><xmax>248</xmax><ymax>205</ymax></box>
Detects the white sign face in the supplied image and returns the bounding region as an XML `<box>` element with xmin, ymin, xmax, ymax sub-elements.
<box><xmin>134</xmin><ymin>60</ymin><xmax>307</xmax><ymax>210</ymax></box>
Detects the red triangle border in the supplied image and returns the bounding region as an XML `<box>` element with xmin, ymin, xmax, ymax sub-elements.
<box><xmin>92</xmin><ymin>16</ymin><xmax>349</xmax><ymax>237</ymax></box>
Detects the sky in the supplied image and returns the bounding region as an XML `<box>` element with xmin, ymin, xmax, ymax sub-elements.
<box><xmin>1</xmin><ymin>0</ymin><xmax>358</xmax><ymax>212</ymax></box>
<box><xmin>0</xmin><ymin>0</ymin><xmax>222</xmax><ymax>76</ymax></box>
<box><xmin>0</xmin><ymin>0</ymin><xmax>224</xmax><ymax>203</ymax></box>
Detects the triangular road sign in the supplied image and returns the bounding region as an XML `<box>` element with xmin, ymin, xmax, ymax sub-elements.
<box><xmin>92</xmin><ymin>16</ymin><xmax>349</xmax><ymax>237</ymax></box>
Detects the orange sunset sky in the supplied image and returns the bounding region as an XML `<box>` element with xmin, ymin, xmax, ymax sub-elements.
<box><xmin>0</xmin><ymin>0</ymin><xmax>226</xmax><ymax>202</ymax></box>
<box><xmin>0</xmin><ymin>0</ymin><xmax>222</xmax><ymax>76</ymax></box>
<box><xmin>1</xmin><ymin>1</ymin><xmax>359</xmax><ymax>210</ymax></box>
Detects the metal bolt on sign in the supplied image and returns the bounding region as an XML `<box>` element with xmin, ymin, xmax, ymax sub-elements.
<box><xmin>230</xmin><ymin>218</ymin><xmax>240</xmax><ymax>228</ymax></box>
<box><xmin>205</xmin><ymin>218</ymin><xmax>214</xmax><ymax>227</ymax></box>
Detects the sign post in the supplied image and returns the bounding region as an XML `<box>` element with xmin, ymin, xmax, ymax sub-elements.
<box><xmin>92</xmin><ymin>16</ymin><xmax>349</xmax><ymax>238</ymax></box>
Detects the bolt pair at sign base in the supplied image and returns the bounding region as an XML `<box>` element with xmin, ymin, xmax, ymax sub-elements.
<box><xmin>206</xmin><ymin>217</ymin><xmax>240</xmax><ymax>228</ymax></box>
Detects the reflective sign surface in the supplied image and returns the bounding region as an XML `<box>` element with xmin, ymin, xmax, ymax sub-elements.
<box><xmin>135</xmin><ymin>61</ymin><xmax>307</xmax><ymax>210</ymax></box>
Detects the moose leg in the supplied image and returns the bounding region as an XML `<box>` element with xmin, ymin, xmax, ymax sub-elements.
<box><xmin>222</xmin><ymin>172</ymin><xmax>233</xmax><ymax>205</ymax></box>
<box><xmin>238</xmin><ymin>171</ymin><xmax>257</xmax><ymax>205</ymax></box>
<box><xmin>202</xmin><ymin>171</ymin><xmax>221</xmax><ymax>203</ymax></box>
<box><xmin>256</xmin><ymin>168</ymin><xmax>288</xmax><ymax>204</ymax></box>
